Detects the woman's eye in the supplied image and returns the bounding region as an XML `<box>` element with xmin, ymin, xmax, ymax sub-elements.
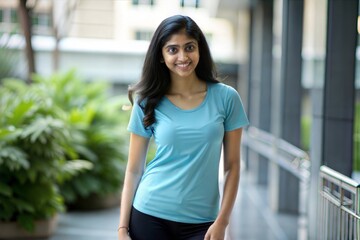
<box><xmin>186</xmin><ymin>45</ymin><xmax>195</xmax><ymax>51</ymax></box>
<box><xmin>168</xmin><ymin>47</ymin><xmax>177</xmax><ymax>54</ymax></box>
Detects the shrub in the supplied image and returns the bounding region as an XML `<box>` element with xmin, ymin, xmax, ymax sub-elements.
<box><xmin>0</xmin><ymin>79</ymin><xmax>91</xmax><ymax>231</ymax></box>
<box><xmin>30</xmin><ymin>70</ymin><xmax>130</xmax><ymax>203</ymax></box>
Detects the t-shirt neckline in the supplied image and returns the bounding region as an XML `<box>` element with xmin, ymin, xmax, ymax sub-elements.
<box><xmin>164</xmin><ymin>82</ymin><xmax>210</xmax><ymax>112</ymax></box>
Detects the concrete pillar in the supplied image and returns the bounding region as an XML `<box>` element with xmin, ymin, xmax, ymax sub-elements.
<box><xmin>308</xmin><ymin>0</ymin><xmax>358</xmax><ymax>238</ymax></box>
<box><xmin>243</xmin><ymin>6</ymin><xmax>255</xmax><ymax>171</ymax></box>
<box><xmin>247</xmin><ymin>0</ymin><xmax>273</xmax><ymax>185</ymax></box>
<box><xmin>269</xmin><ymin>0</ymin><xmax>304</xmax><ymax>213</ymax></box>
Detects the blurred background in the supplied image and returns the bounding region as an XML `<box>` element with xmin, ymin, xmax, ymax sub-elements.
<box><xmin>0</xmin><ymin>0</ymin><xmax>359</xmax><ymax>239</ymax></box>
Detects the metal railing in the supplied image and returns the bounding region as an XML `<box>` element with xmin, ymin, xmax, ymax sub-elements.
<box><xmin>241</xmin><ymin>126</ymin><xmax>311</xmax><ymax>238</ymax></box>
<box><xmin>318</xmin><ymin>165</ymin><xmax>360</xmax><ymax>240</ymax></box>
<box><xmin>242</xmin><ymin>127</ymin><xmax>360</xmax><ymax>239</ymax></box>
<box><xmin>242</xmin><ymin>126</ymin><xmax>310</xmax><ymax>182</ymax></box>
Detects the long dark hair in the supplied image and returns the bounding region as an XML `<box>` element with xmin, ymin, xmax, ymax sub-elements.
<box><xmin>128</xmin><ymin>15</ymin><xmax>219</xmax><ymax>128</ymax></box>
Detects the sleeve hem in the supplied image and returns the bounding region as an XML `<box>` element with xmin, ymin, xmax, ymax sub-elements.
<box><xmin>127</xmin><ymin>128</ymin><xmax>152</xmax><ymax>138</ymax></box>
<box><xmin>224</xmin><ymin>121</ymin><xmax>249</xmax><ymax>132</ymax></box>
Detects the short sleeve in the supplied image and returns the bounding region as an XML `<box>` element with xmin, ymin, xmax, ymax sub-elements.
<box><xmin>224</xmin><ymin>86</ymin><xmax>249</xmax><ymax>131</ymax></box>
<box><xmin>127</xmin><ymin>102</ymin><xmax>153</xmax><ymax>138</ymax></box>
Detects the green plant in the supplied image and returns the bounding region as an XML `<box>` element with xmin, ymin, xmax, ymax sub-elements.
<box><xmin>0</xmin><ymin>79</ymin><xmax>91</xmax><ymax>231</ymax></box>
<box><xmin>301</xmin><ymin>115</ymin><xmax>311</xmax><ymax>151</ymax></box>
<box><xmin>31</xmin><ymin>70</ymin><xmax>130</xmax><ymax>203</ymax></box>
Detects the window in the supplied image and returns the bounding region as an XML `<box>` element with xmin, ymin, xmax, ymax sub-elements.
<box><xmin>0</xmin><ymin>9</ymin><xmax>20</xmax><ymax>34</ymax></box>
<box><xmin>31</xmin><ymin>12</ymin><xmax>51</xmax><ymax>27</ymax></box>
<box><xmin>0</xmin><ymin>9</ymin><xmax>3</xmax><ymax>22</ymax></box>
<box><xmin>10</xmin><ymin>9</ymin><xmax>17</xmax><ymax>23</ymax></box>
<box><xmin>135</xmin><ymin>30</ymin><xmax>153</xmax><ymax>41</ymax></box>
<box><xmin>0</xmin><ymin>9</ymin><xmax>18</xmax><ymax>23</ymax></box>
<box><xmin>132</xmin><ymin>0</ymin><xmax>155</xmax><ymax>6</ymax></box>
<box><xmin>180</xmin><ymin>0</ymin><xmax>199</xmax><ymax>8</ymax></box>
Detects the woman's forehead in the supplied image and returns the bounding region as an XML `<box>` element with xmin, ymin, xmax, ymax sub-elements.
<box><xmin>164</xmin><ymin>32</ymin><xmax>197</xmax><ymax>46</ymax></box>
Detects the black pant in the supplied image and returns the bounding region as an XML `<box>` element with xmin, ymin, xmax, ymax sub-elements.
<box><xmin>129</xmin><ymin>207</ymin><xmax>213</xmax><ymax>240</ymax></box>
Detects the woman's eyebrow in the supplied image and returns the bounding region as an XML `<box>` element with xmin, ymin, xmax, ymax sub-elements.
<box><xmin>164</xmin><ymin>41</ymin><xmax>197</xmax><ymax>48</ymax></box>
<box><xmin>184</xmin><ymin>41</ymin><xmax>197</xmax><ymax>46</ymax></box>
<box><xmin>164</xmin><ymin>44</ymin><xmax>179</xmax><ymax>48</ymax></box>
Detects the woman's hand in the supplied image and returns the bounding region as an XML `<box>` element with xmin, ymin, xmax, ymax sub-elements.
<box><xmin>204</xmin><ymin>221</ymin><xmax>226</xmax><ymax>240</ymax></box>
<box><xmin>118</xmin><ymin>229</ymin><xmax>131</xmax><ymax>240</ymax></box>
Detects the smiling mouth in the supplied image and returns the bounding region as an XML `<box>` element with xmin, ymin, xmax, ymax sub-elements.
<box><xmin>176</xmin><ymin>62</ymin><xmax>191</xmax><ymax>68</ymax></box>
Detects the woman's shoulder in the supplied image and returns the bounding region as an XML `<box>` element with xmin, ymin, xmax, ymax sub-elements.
<box><xmin>132</xmin><ymin>95</ymin><xmax>147</xmax><ymax>107</ymax></box>
<box><xmin>208</xmin><ymin>82</ymin><xmax>238</xmax><ymax>96</ymax></box>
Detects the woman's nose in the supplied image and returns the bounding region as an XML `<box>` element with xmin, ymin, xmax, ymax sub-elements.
<box><xmin>178</xmin><ymin>50</ymin><xmax>188</xmax><ymax>61</ymax></box>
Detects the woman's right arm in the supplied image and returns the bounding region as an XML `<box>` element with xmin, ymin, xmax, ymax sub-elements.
<box><xmin>118</xmin><ymin>133</ymin><xmax>150</xmax><ymax>240</ymax></box>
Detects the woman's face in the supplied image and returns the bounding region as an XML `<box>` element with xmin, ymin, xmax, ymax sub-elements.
<box><xmin>161</xmin><ymin>31</ymin><xmax>200</xmax><ymax>80</ymax></box>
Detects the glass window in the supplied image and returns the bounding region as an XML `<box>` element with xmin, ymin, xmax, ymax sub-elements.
<box><xmin>135</xmin><ymin>30</ymin><xmax>152</xmax><ymax>41</ymax></box>
<box><xmin>10</xmin><ymin>9</ymin><xmax>17</xmax><ymax>23</ymax></box>
<box><xmin>132</xmin><ymin>0</ymin><xmax>155</xmax><ymax>5</ymax></box>
<box><xmin>32</xmin><ymin>12</ymin><xmax>51</xmax><ymax>27</ymax></box>
<box><xmin>31</xmin><ymin>12</ymin><xmax>38</xmax><ymax>25</ymax></box>
<box><xmin>0</xmin><ymin>9</ymin><xmax>3</xmax><ymax>22</ymax></box>
<box><xmin>180</xmin><ymin>0</ymin><xmax>199</xmax><ymax>8</ymax></box>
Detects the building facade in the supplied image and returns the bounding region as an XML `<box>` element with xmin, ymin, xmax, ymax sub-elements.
<box><xmin>0</xmin><ymin>0</ymin><xmax>238</xmax><ymax>89</ymax></box>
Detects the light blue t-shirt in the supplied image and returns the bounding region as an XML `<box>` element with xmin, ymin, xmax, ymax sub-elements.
<box><xmin>127</xmin><ymin>82</ymin><xmax>249</xmax><ymax>223</ymax></box>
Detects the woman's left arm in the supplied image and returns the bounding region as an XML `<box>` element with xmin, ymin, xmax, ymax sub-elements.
<box><xmin>205</xmin><ymin>128</ymin><xmax>242</xmax><ymax>240</ymax></box>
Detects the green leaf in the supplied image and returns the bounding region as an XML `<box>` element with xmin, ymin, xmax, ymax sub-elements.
<box><xmin>0</xmin><ymin>196</ymin><xmax>15</xmax><ymax>220</ymax></box>
<box><xmin>0</xmin><ymin>127</ymin><xmax>16</xmax><ymax>140</ymax></box>
<box><xmin>0</xmin><ymin>145</ymin><xmax>29</xmax><ymax>170</ymax></box>
<box><xmin>20</xmin><ymin>117</ymin><xmax>66</xmax><ymax>144</ymax></box>
<box><xmin>12</xmin><ymin>198</ymin><xmax>35</xmax><ymax>213</ymax></box>
<box><xmin>0</xmin><ymin>182</ymin><xmax>12</xmax><ymax>197</ymax></box>
<box><xmin>74</xmin><ymin>145</ymin><xmax>98</xmax><ymax>162</ymax></box>
<box><xmin>59</xmin><ymin>159</ymin><xmax>93</xmax><ymax>182</ymax></box>
<box><xmin>69</xmin><ymin>106</ymin><xmax>96</xmax><ymax>126</ymax></box>
<box><xmin>8</xmin><ymin>100</ymin><xmax>34</xmax><ymax>126</ymax></box>
<box><xmin>18</xmin><ymin>214</ymin><xmax>35</xmax><ymax>232</ymax></box>
<box><xmin>0</xmin><ymin>78</ymin><xmax>27</xmax><ymax>93</ymax></box>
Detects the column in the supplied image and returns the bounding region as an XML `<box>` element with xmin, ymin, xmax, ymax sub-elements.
<box><xmin>269</xmin><ymin>0</ymin><xmax>304</xmax><ymax>213</ymax></box>
<box><xmin>308</xmin><ymin>0</ymin><xmax>358</xmax><ymax>238</ymax></box>
<box><xmin>247</xmin><ymin>0</ymin><xmax>274</xmax><ymax>185</ymax></box>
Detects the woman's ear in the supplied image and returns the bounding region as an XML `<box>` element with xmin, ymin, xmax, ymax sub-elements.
<box><xmin>160</xmin><ymin>58</ymin><xmax>164</xmax><ymax>63</ymax></box>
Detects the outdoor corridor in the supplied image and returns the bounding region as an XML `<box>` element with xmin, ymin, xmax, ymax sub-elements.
<box><xmin>50</xmin><ymin>168</ymin><xmax>300</xmax><ymax>240</ymax></box>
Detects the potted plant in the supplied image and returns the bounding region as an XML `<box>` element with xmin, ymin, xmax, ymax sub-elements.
<box><xmin>31</xmin><ymin>70</ymin><xmax>129</xmax><ymax>210</ymax></box>
<box><xmin>0</xmin><ymin>79</ymin><xmax>91</xmax><ymax>239</ymax></box>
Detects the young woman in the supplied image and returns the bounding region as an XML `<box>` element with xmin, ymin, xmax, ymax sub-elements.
<box><xmin>118</xmin><ymin>15</ymin><xmax>249</xmax><ymax>240</ymax></box>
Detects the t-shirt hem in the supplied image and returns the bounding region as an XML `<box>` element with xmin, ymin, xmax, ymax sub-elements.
<box><xmin>132</xmin><ymin>204</ymin><xmax>216</xmax><ymax>224</ymax></box>
<box><xmin>127</xmin><ymin>128</ymin><xmax>152</xmax><ymax>138</ymax></box>
<box><xmin>225</xmin><ymin>121</ymin><xmax>249</xmax><ymax>132</ymax></box>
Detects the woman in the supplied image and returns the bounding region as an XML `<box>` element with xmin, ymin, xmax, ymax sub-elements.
<box><xmin>118</xmin><ymin>15</ymin><xmax>249</xmax><ymax>240</ymax></box>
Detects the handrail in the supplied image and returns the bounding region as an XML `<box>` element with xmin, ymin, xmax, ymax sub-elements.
<box><xmin>318</xmin><ymin>165</ymin><xmax>360</xmax><ymax>239</ymax></box>
<box><xmin>320</xmin><ymin>165</ymin><xmax>360</xmax><ymax>189</ymax></box>
<box><xmin>241</xmin><ymin>126</ymin><xmax>311</xmax><ymax>239</ymax></box>
<box><xmin>242</xmin><ymin>126</ymin><xmax>310</xmax><ymax>182</ymax></box>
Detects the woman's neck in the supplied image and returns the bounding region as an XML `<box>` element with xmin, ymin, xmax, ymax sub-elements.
<box><xmin>168</xmin><ymin>75</ymin><xmax>206</xmax><ymax>95</ymax></box>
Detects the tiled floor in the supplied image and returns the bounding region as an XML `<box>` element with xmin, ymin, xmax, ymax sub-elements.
<box><xmin>226</xmin><ymin>171</ymin><xmax>299</xmax><ymax>240</ymax></box>
<box><xmin>49</xmin><ymin>169</ymin><xmax>300</xmax><ymax>240</ymax></box>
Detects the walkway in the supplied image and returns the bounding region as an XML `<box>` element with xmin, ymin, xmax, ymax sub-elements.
<box><xmin>49</xmin><ymin>168</ymin><xmax>300</xmax><ymax>240</ymax></box>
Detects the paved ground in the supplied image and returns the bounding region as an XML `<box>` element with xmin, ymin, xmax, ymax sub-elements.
<box><xmin>226</xmin><ymin>172</ymin><xmax>299</xmax><ymax>240</ymax></box>
<box><xmin>49</xmin><ymin>207</ymin><xmax>119</xmax><ymax>240</ymax></box>
<box><xmin>48</xmin><ymin>169</ymin><xmax>301</xmax><ymax>240</ymax></box>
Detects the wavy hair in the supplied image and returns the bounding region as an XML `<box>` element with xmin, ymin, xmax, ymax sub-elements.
<box><xmin>128</xmin><ymin>15</ymin><xmax>219</xmax><ymax>128</ymax></box>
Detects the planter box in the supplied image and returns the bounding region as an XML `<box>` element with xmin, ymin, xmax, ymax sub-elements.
<box><xmin>0</xmin><ymin>215</ymin><xmax>58</xmax><ymax>239</ymax></box>
<box><xmin>68</xmin><ymin>192</ymin><xmax>121</xmax><ymax>211</ymax></box>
